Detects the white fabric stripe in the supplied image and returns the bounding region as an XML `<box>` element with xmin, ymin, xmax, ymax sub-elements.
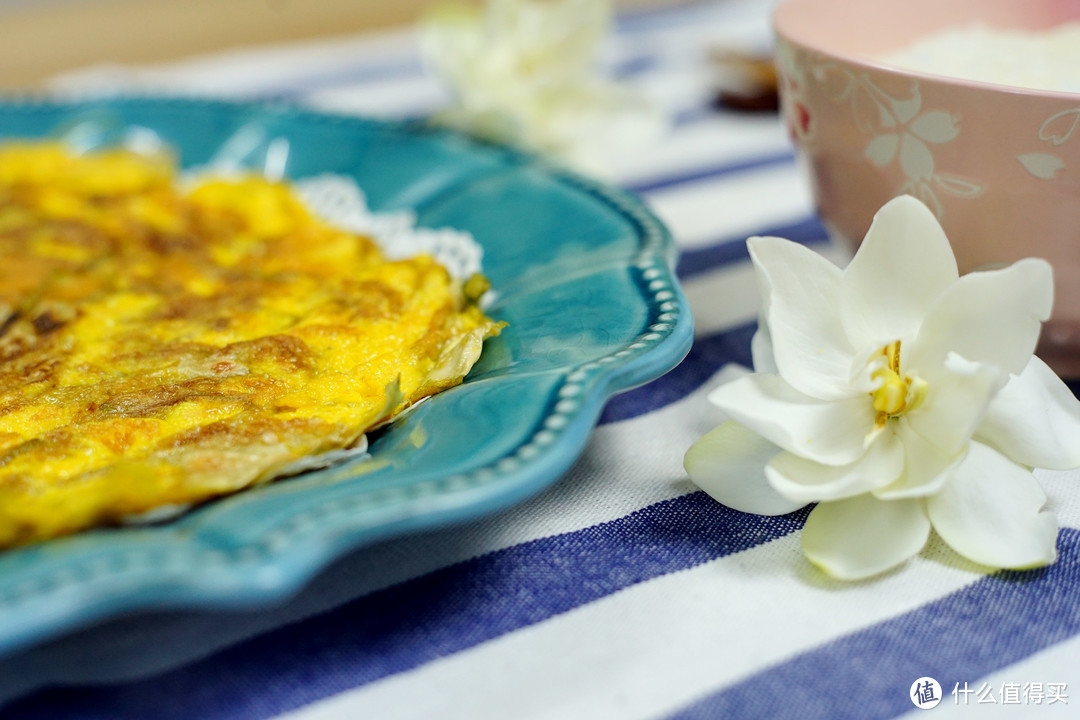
<box><xmin>684</xmin><ymin>263</ymin><xmax>761</xmax><ymax>336</ymax></box>
<box><xmin>278</xmin><ymin>534</ymin><xmax>987</xmax><ymax>720</ymax></box>
<box><xmin>49</xmin><ymin>27</ymin><xmax>422</xmax><ymax>97</ymax></box>
<box><xmin>1038</xmin><ymin>467</ymin><xmax>1080</xmax><ymax>529</ymax></box>
<box><xmin>897</xmin><ymin>635</ymin><xmax>1080</xmax><ymax>718</ymax></box>
<box><xmin>303</xmin><ymin>77</ymin><xmax>448</xmax><ymax>118</ymax></box>
<box><xmin>628</xmin><ymin>60</ymin><xmax>716</xmax><ymax>113</ymax></box>
<box><xmin>617</xmin><ymin>114</ymin><xmax>792</xmax><ymax>188</ymax></box>
<box><xmin>644</xmin><ymin>163</ymin><xmax>814</xmax><ymax>250</ymax></box>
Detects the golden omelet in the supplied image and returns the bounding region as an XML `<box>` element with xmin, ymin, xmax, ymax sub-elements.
<box><xmin>0</xmin><ymin>142</ymin><xmax>502</xmax><ymax>547</ymax></box>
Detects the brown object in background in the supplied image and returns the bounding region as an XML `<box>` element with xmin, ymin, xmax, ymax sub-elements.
<box><xmin>709</xmin><ymin>49</ymin><xmax>779</xmax><ymax>113</ymax></box>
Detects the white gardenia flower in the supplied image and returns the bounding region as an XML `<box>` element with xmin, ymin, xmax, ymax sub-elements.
<box><xmin>684</xmin><ymin>195</ymin><xmax>1080</xmax><ymax>580</ymax></box>
<box><xmin>420</xmin><ymin>0</ymin><xmax>663</xmax><ymax>177</ymax></box>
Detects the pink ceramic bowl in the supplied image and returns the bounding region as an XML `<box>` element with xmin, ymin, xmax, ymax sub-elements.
<box><xmin>774</xmin><ymin>0</ymin><xmax>1080</xmax><ymax>375</ymax></box>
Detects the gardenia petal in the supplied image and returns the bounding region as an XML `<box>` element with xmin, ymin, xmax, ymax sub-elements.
<box><xmin>903</xmin><ymin>353</ymin><xmax>1007</xmax><ymax>457</ymax></box>
<box><xmin>492</xmin><ymin>0</ymin><xmax>609</xmax><ymax>86</ymax></box>
<box><xmin>750</xmin><ymin>315</ymin><xmax>778</xmax><ymax>373</ymax></box>
<box><xmin>927</xmin><ymin>441</ymin><xmax>1058</xmax><ymax>569</ymax></box>
<box><xmin>422</xmin><ymin>0</ymin><xmax>659</xmax><ymax>176</ymax></box>
<box><xmin>839</xmin><ymin>195</ymin><xmax>958</xmax><ymax>350</ymax></box>
<box><xmin>765</xmin><ymin>429</ymin><xmax>903</xmax><ymax>503</ymax></box>
<box><xmin>906</xmin><ymin>258</ymin><xmax>1053</xmax><ymax>377</ymax></box>
<box><xmin>873</xmin><ymin>419</ymin><xmax>965</xmax><ymax>499</ymax></box>
<box><xmin>708</xmin><ymin>373</ymin><xmax>877</xmax><ymax>466</ymax></box>
<box><xmin>802</xmin><ymin>494</ymin><xmax>930</xmax><ymax>580</ymax></box>
<box><xmin>445</xmin><ymin>0</ymin><xmax>607</xmax><ymax>91</ymax></box>
<box><xmin>975</xmin><ymin>355</ymin><xmax>1080</xmax><ymax>470</ymax></box>
<box><xmin>684</xmin><ymin>421</ymin><xmax>805</xmax><ymax>516</ymax></box>
<box><xmin>748</xmin><ymin>236</ymin><xmax>857</xmax><ymax>401</ymax></box>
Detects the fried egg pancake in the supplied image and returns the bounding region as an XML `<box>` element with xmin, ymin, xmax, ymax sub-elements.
<box><xmin>0</xmin><ymin>143</ymin><xmax>501</xmax><ymax>547</ymax></box>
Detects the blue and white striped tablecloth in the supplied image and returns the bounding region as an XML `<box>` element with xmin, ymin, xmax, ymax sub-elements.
<box><xmin>3</xmin><ymin>1</ymin><xmax>1080</xmax><ymax>717</ymax></box>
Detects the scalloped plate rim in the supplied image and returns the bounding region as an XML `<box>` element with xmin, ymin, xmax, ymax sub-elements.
<box><xmin>0</xmin><ymin>96</ymin><xmax>693</xmax><ymax>657</ymax></box>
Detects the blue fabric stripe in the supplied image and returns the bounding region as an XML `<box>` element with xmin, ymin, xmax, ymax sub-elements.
<box><xmin>615</xmin><ymin>0</ymin><xmax>720</xmax><ymax>34</ymax></box>
<box><xmin>671</xmin><ymin>106</ymin><xmax>713</xmax><ymax>127</ymax></box>
<box><xmin>667</xmin><ymin>528</ymin><xmax>1080</xmax><ymax>720</ymax></box>
<box><xmin>2</xmin><ymin>497</ymin><xmax>809</xmax><ymax>720</ymax></box>
<box><xmin>600</xmin><ymin>322</ymin><xmax>756</xmax><ymax>425</ymax></box>
<box><xmin>676</xmin><ymin>215</ymin><xmax>829</xmax><ymax>279</ymax></box>
<box><xmin>627</xmin><ymin>150</ymin><xmax>794</xmax><ymax>195</ymax></box>
<box><xmin>611</xmin><ymin>53</ymin><xmax>661</xmax><ymax>80</ymax></box>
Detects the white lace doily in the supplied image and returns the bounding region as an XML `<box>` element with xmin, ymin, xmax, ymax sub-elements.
<box><xmin>294</xmin><ymin>173</ymin><xmax>484</xmax><ymax>282</ymax></box>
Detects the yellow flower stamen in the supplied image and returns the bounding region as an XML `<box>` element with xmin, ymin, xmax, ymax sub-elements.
<box><xmin>872</xmin><ymin>368</ymin><xmax>907</xmax><ymax>415</ymax></box>
<box><xmin>870</xmin><ymin>340</ymin><xmax>925</xmax><ymax>427</ymax></box>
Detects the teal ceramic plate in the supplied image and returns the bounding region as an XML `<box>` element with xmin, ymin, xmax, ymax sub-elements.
<box><xmin>0</xmin><ymin>98</ymin><xmax>692</xmax><ymax>656</ymax></box>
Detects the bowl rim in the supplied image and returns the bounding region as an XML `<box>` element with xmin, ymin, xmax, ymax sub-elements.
<box><xmin>772</xmin><ymin>0</ymin><xmax>1080</xmax><ymax>102</ymax></box>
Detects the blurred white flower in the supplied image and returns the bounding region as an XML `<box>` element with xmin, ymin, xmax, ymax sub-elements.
<box><xmin>421</xmin><ymin>0</ymin><xmax>664</xmax><ymax>177</ymax></box>
<box><xmin>684</xmin><ymin>195</ymin><xmax>1080</xmax><ymax>580</ymax></box>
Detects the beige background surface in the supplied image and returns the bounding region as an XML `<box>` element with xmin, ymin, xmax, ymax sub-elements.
<box><xmin>0</xmin><ymin>0</ymin><xmax>681</xmax><ymax>89</ymax></box>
